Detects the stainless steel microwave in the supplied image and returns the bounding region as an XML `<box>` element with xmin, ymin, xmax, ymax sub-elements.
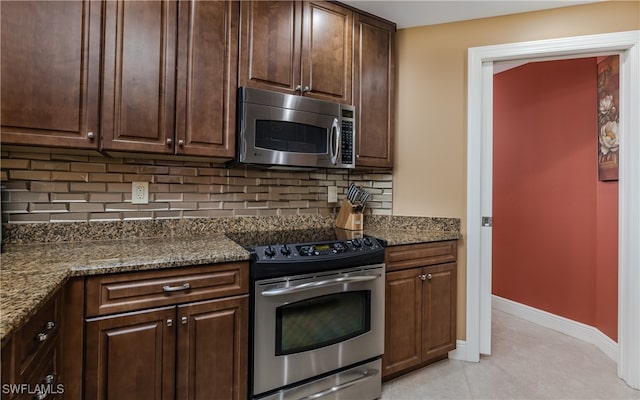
<box><xmin>237</xmin><ymin>87</ymin><xmax>355</xmax><ymax>169</ymax></box>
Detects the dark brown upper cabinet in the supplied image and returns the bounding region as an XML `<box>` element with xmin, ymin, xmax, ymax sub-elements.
<box><xmin>101</xmin><ymin>0</ymin><xmax>238</xmax><ymax>158</ymax></box>
<box><xmin>353</xmin><ymin>13</ymin><xmax>395</xmax><ymax>168</ymax></box>
<box><xmin>100</xmin><ymin>0</ymin><xmax>177</xmax><ymax>154</ymax></box>
<box><xmin>0</xmin><ymin>1</ymin><xmax>102</xmax><ymax>149</ymax></box>
<box><xmin>239</xmin><ymin>1</ymin><xmax>353</xmax><ymax>105</ymax></box>
<box><xmin>175</xmin><ymin>1</ymin><xmax>239</xmax><ymax>158</ymax></box>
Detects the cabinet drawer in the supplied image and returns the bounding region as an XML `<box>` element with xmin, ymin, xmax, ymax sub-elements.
<box><xmin>385</xmin><ymin>241</ymin><xmax>457</xmax><ymax>272</ymax></box>
<box><xmin>85</xmin><ymin>262</ymin><xmax>249</xmax><ymax>317</ymax></box>
<box><xmin>17</xmin><ymin>340</ymin><xmax>61</xmax><ymax>400</ymax></box>
<box><xmin>13</xmin><ymin>293</ymin><xmax>60</xmax><ymax>380</ymax></box>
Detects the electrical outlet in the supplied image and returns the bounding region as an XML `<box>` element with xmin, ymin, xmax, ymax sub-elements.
<box><xmin>328</xmin><ymin>186</ymin><xmax>338</xmax><ymax>203</ymax></box>
<box><xmin>132</xmin><ymin>182</ymin><xmax>149</xmax><ymax>204</ymax></box>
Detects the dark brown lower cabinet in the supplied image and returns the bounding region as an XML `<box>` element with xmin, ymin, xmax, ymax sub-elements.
<box><xmin>176</xmin><ymin>297</ymin><xmax>248</xmax><ymax>400</ymax></box>
<box><xmin>85</xmin><ymin>306</ymin><xmax>176</xmax><ymax>400</ymax></box>
<box><xmin>82</xmin><ymin>261</ymin><xmax>249</xmax><ymax>400</ymax></box>
<box><xmin>1</xmin><ymin>292</ymin><xmax>62</xmax><ymax>400</ymax></box>
<box><xmin>383</xmin><ymin>241</ymin><xmax>457</xmax><ymax>380</ymax></box>
<box><xmin>85</xmin><ymin>296</ymin><xmax>248</xmax><ymax>400</ymax></box>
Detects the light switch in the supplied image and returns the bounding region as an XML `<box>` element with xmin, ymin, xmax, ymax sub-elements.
<box><xmin>328</xmin><ymin>186</ymin><xmax>338</xmax><ymax>203</ymax></box>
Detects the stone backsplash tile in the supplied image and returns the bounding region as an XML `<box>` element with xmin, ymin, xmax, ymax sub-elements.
<box><xmin>1</xmin><ymin>149</ymin><xmax>393</xmax><ymax>224</ymax></box>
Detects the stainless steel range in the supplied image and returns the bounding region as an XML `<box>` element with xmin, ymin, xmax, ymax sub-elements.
<box><xmin>228</xmin><ymin>228</ymin><xmax>385</xmax><ymax>400</ymax></box>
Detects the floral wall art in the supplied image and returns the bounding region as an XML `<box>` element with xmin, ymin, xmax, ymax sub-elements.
<box><xmin>597</xmin><ymin>55</ymin><xmax>619</xmax><ymax>181</ymax></box>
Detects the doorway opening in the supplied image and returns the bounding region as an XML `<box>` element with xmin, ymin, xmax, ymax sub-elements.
<box><xmin>465</xmin><ymin>30</ymin><xmax>640</xmax><ymax>389</ymax></box>
<box><xmin>491</xmin><ymin>56</ymin><xmax>620</xmax><ymax>359</ymax></box>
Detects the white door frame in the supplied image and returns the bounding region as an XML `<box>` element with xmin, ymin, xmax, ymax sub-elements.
<box><xmin>465</xmin><ymin>30</ymin><xmax>640</xmax><ymax>389</ymax></box>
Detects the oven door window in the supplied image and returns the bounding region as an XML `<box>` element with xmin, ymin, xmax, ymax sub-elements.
<box><xmin>255</xmin><ymin>120</ymin><xmax>327</xmax><ymax>154</ymax></box>
<box><xmin>275</xmin><ymin>290</ymin><xmax>371</xmax><ymax>356</ymax></box>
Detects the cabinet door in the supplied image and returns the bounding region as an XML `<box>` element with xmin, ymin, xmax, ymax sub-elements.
<box><xmin>1</xmin><ymin>339</ymin><xmax>15</xmax><ymax>400</ymax></box>
<box><xmin>101</xmin><ymin>0</ymin><xmax>177</xmax><ymax>153</ymax></box>
<box><xmin>175</xmin><ymin>0</ymin><xmax>238</xmax><ymax>158</ymax></box>
<box><xmin>238</xmin><ymin>1</ymin><xmax>302</xmax><ymax>95</ymax></box>
<box><xmin>0</xmin><ymin>1</ymin><xmax>101</xmax><ymax>149</ymax></box>
<box><xmin>176</xmin><ymin>296</ymin><xmax>248</xmax><ymax>400</ymax></box>
<box><xmin>382</xmin><ymin>268</ymin><xmax>423</xmax><ymax>378</ymax></box>
<box><xmin>85</xmin><ymin>307</ymin><xmax>176</xmax><ymax>400</ymax></box>
<box><xmin>422</xmin><ymin>263</ymin><xmax>457</xmax><ymax>361</ymax></box>
<box><xmin>353</xmin><ymin>13</ymin><xmax>395</xmax><ymax>168</ymax></box>
<box><xmin>301</xmin><ymin>1</ymin><xmax>352</xmax><ymax>104</ymax></box>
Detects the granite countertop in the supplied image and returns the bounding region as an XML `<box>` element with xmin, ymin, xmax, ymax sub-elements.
<box><xmin>0</xmin><ymin>216</ymin><xmax>461</xmax><ymax>343</ymax></box>
<box><xmin>365</xmin><ymin>227</ymin><xmax>460</xmax><ymax>246</ymax></box>
<box><xmin>0</xmin><ymin>234</ymin><xmax>250</xmax><ymax>342</ymax></box>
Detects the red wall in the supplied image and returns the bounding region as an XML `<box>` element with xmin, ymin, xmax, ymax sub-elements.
<box><xmin>493</xmin><ymin>58</ymin><xmax>618</xmax><ymax>341</ymax></box>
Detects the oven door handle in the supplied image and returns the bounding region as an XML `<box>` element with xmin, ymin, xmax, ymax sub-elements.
<box><xmin>298</xmin><ymin>368</ymin><xmax>379</xmax><ymax>400</ymax></box>
<box><xmin>260</xmin><ymin>274</ymin><xmax>381</xmax><ymax>297</ymax></box>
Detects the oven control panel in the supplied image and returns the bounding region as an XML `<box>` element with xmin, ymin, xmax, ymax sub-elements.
<box><xmin>255</xmin><ymin>237</ymin><xmax>382</xmax><ymax>261</ymax></box>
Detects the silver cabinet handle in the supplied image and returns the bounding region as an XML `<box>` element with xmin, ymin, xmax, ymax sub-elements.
<box><xmin>427</xmin><ymin>273</ymin><xmax>432</xmax><ymax>280</ymax></box>
<box><xmin>162</xmin><ymin>283</ymin><xmax>191</xmax><ymax>292</ymax></box>
<box><xmin>419</xmin><ymin>273</ymin><xmax>433</xmax><ymax>281</ymax></box>
<box><xmin>295</xmin><ymin>84</ymin><xmax>302</xmax><ymax>93</ymax></box>
<box><xmin>35</xmin><ymin>321</ymin><xmax>56</xmax><ymax>342</ymax></box>
<box><xmin>178</xmin><ymin>139</ymin><xmax>185</xmax><ymax>146</ymax></box>
<box><xmin>299</xmin><ymin>368</ymin><xmax>379</xmax><ymax>400</ymax></box>
<box><xmin>33</xmin><ymin>374</ymin><xmax>57</xmax><ymax>399</ymax></box>
<box><xmin>166</xmin><ymin>138</ymin><xmax>172</xmax><ymax>145</ymax></box>
<box><xmin>167</xmin><ymin>318</ymin><xmax>173</xmax><ymax>327</ymax></box>
<box><xmin>34</xmin><ymin>392</ymin><xmax>48</xmax><ymax>400</ymax></box>
<box><xmin>181</xmin><ymin>316</ymin><xmax>188</xmax><ymax>325</ymax></box>
<box><xmin>87</xmin><ymin>131</ymin><xmax>95</xmax><ymax>140</ymax></box>
<box><xmin>261</xmin><ymin>274</ymin><xmax>381</xmax><ymax>297</ymax></box>
<box><xmin>303</xmin><ymin>85</ymin><xmax>310</xmax><ymax>93</ymax></box>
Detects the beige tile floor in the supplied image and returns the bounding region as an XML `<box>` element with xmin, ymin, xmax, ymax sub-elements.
<box><xmin>382</xmin><ymin>309</ymin><xmax>640</xmax><ymax>399</ymax></box>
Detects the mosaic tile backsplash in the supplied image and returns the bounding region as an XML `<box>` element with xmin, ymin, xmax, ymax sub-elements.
<box><xmin>0</xmin><ymin>148</ymin><xmax>393</xmax><ymax>224</ymax></box>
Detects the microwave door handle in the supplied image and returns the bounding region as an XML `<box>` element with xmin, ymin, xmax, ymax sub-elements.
<box><xmin>330</xmin><ymin>118</ymin><xmax>340</xmax><ymax>165</ymax></box>
<box><xmin>261</xmin><ymin>274</ymin><xmax>381</xmax><ymax>297</ymax></box>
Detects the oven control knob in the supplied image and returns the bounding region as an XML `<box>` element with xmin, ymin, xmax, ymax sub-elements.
<box><xmin>264</xmin><ymin>245</ymin><xmax>276</xmax><ymax>257</ymax></box>
<box><xmin>299</xmin><ymin>245</ymin><xmax>313</xmax><ymax>256</ymax></box>
<box><xmin>363</xmin><ymin>237</ymin><xmax>373</xmax><ymax>247</ymax></box>
<box><xmin>280</xmin><ymin>244</ymin><xmax>291</xmax><ymax>256</ymax></box>
<box><xmin>351</xmin><ymin>239</ymin><xmax>362</xmax><ymax>248</ymax></box>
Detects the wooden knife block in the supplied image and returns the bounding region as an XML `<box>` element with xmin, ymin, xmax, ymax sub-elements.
<box><xmin>335</xmin><ymin>199</ymin><xmax>363</xmax><ymax>231</ymax></box>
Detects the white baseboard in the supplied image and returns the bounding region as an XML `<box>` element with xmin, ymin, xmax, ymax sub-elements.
<box><xmin>492</xmin><ymin>295</ymin><xmax>618</xmax><ymax>362</ymax></box>
<box><xmin>448</xmin><ymin>340</ymin><xmax>469</xmax><ymax>361</ymax></box>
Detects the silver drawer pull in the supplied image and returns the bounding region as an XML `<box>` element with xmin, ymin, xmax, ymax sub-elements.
<box><xmin>299</xmin><ymin>368</ymin><xmax>378</xmax><ymax>400</ymax></box>
<box><xmin>162</xmin><ymin>283</ymin><xmax>191</xmax><ymax>292</ymax></box>
<box><xmin>43</xmin><ymin>374</ymin><xmax>56</xmax><ymax>384</ymax></box>
<box><xmin>33</xmin><ymin>374</ymin><xmax>57</xmax><ymax>399</ymax></box>
<box><xmin>35</xmin><ymin>321</ymin><xmax>56</xmax><ymax>342</ymax></box>
<box><xmin>34</xmin><ymin>391</ymin><xmax>48</xmax><ymax>400</ymax></box>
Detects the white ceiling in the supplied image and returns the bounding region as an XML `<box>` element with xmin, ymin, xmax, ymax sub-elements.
<box><xmin>340</xmin><ymin>1</ymin><xmax>603</xmax><ymax>29</ymax></box>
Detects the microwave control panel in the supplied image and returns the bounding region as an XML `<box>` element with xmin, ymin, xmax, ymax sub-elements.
<box><xmin>341</xmin><ymin>107</ymin><xmax>355</xmax><ymax>165</ymax></box>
